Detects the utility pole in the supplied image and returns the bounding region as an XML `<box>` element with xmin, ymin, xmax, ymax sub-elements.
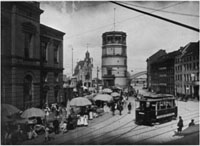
<box><xmin>72</xmin><ymin>47</ymin><xmax>74</xmax><ymax>76</ymax></box>
<box><xmin>97</xmin><ymin>66</ymin><xmax>99</xmax><ymax>93</ymax></box>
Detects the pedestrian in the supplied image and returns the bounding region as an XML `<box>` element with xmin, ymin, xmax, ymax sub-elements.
<box><xmin>128</xmin><ymin>102</ymin><xmax>132</xmax><ymax>114</ymax></box>
<box><xmin>53</xmin><ymin>118</ymin><xmax>59</xmax><ymax>134</ymax></box>
<box><xmin>118</xmin><ymin>104</ymin><xmax>123</xmax><ymax>115</ymax></box>
<box><xmin>111</xmin><ymin>102</ymin><xmax>115</xmax><ymax>116</ymax></box>
<box><xmin>177</xmin><ymin>116</ymin><xmax>184</xmax><ymax>134</ymax></box>
<box><xmin>4</xmin><ymin>125</ymin><xmax>12</xmax><ymax>145</ymax></box>
<box><xmin>188</xmin><ymin>119</ymin><xmax>195</xmax><ymax>127</ymax></box>
<box><xmin>44</xmin><ymin>126</ymin><xmax>50</xmax><ymax>142</ymax></box>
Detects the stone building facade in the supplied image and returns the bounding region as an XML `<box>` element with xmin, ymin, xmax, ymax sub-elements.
<box><xmin>175</xmin><ymin>41</ymin><xmax>199</xmax><ymax>99</ymax></box>
<box><xmin>40</xmin><ymin>24</ymin><xmax>65</xmax><ymax>106</ymax></box>
<box><xmin>73</xmin><ymin>51</ymin><xmax>93</xmax><ymax>88</ymax></box>
<box><xmin>1</xmin><ymin>2</ymin><xmax>65</xmax><ymax>109</ymax></box>
<box><xmin>101</xmin><ymin>31</ymin><xmax>127</xmax><ymax>88</ymax></box>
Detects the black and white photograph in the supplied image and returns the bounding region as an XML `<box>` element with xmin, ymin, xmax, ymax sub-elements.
<box><xmin>1</xmin><ymin>0</ymin><xmax>199</xmax><ymax>145</ymax></box>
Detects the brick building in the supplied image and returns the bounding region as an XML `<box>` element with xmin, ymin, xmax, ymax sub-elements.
<box><xmin>150</xmin><ymin>51</ymin><xmax>178</xmax><ymax>94</ymax></box>
<box><xmin>175</xmin><ymin>41</ymin><xmax>199</xmax><ymax>99</ymax></box>
<box><xmin>1</xmin><ymin>2</ymin><xmax>65</xmax><ymax>109</ymax></box>
<box><xmin>146</xmin><ymin>49</ymin><xmax>166</xmax><ymax>90</ymax></box>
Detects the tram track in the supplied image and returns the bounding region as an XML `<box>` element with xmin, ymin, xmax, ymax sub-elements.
<box><xmin>134</xmin><ymin>119</ymin><xmax>200</xmax><ymax>144</ymax></box>
<box><xmin>66</xmin><ymin>113</ymin><xmax>129</xmax><ymax>144</ymax></box>
<box><xmin>48</xmin><ymin>100</ymin><xmax>199</xmax><ymax>145</ymax></box>
<box><xmin>69</xmin><ymin>110</ymin><xmax>199</xmax><ymax>144</ymax></box>
<box><xmin>59</xmin><ymin>110</ymin><xmax>198</xmax><ymax>144</ymax></box>
<box><xmin>99</xmin><ymin>111</ymin><xmax>199</xmax><ymax>144</ymax></box>
<box><xmin>56</xmin><ymin>113</ymin><xmax>128</xmax><ymax>144</ymax></box>
<box><xmin>85</xmin><ymin>119</ymin><xmax>134</xmax><ymax>144</ymax></box>
<box><xmin>109</xmin><ymin>114</ymin><xmax>200</xmax><ymax>144</ymax></box>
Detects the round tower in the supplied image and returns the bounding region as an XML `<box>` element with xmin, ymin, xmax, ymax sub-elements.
<box><xmin>101</xmin><ymin>31</ymin><xmax>127</xmax><ymax>88</ymax></box>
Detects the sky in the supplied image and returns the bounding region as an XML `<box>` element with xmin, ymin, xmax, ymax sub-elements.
<box><xmin>40</xmin><ymin>1</ymin><xmax>199</xmax><ymax>78</ymax></box>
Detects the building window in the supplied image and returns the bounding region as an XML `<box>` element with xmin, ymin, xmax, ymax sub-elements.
<box><xmin>41</xmin><ymin>42</ymin><xmax>48</xmax><ymax>62</ymax></box>
<box><xmin>43</xmin><ymin>72</ymin><xmax>48</xmax><ymax>83</ymax></box>
<box><xmin>23</xmin><ymin>75</ymin><xmax>33</xmax><ymax>109</ymax></box>
<box><xmin>24</xmin><ymin>32</ymin><xmax>34</xmax><ymax>58</ymax></box>
<box><xmin>54</xmin><ymin>90</ymin><xmax>58</xmax><ymax>103</ymax></box>
<box><xmin>124</xmin><ymin>59</ymin><xmax>127</xmax><ymax>65</ymax></box>
<box><xmin>107</xmin><ymin>69</ymin><xmax>112</xmax><ymax>75</ymax></box>
<box><xmin>54</xmin><ymin>73</ymin><xmax>59</xmax><ymax>82</ymax></box>
<box><xmin>85</xmin><ymin>73</ymin><xmax>90</xmax><ymax>80</ymax></box>
<box><xmin>54</xmin><ymin>45</ymin><xmax>59</xmax><ymax>63</ymax></box>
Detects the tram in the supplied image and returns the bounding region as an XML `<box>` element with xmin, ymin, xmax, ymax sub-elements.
<box><xmin>135</xmin><ymin>93</ymin><xmax>178</xmax><ymax>125</ymax></box>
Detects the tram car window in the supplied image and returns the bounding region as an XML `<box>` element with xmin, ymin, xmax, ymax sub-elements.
<box><xmin>135</xmin><ymin>94</ymin><xmax>178</xmax><ymax>126</ymax></box>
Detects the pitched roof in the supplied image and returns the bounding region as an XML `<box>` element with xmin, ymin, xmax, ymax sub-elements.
<box><xmin>73</xmin><ymin>60</ymin><xmax>84</xmax><ymax>76</ymax></box>
<box><xmin>181</xmin><ymin>41</ymin><xmax>199</xmax><ymax>57</ymax></box>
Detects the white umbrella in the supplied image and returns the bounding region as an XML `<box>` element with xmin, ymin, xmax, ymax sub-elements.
<box><xmin>88</xmin><ymin>87</ymin><xmax>95</xmax><ymax>92</ymax></box>
<box><xmin>111</xmin><ymin>92</ymin><xmax>120</xmax><ymax>97</ymax></box>
<box><xmin>2</xmin><ymin>104</ymin><xmax>21</xmax><ymax>117</ymax></box>
<box><xmin>103</xmin><ymin>88</ymin><xmax>112</xmax><ymax>93</ymax></box>
<box><xmin>70</xmin><ymin>97</ymin><xmax>92</xmax><ymax>106</ymax></box>
<box><xmin>94</xmin><ymin>94</ymin><xmax>113</xmax><ymax>101</ymax></box>
<box><xmin>21</xmin><ymin>107</ymin><xmax>45</xmax><ymax>118</ymax></box>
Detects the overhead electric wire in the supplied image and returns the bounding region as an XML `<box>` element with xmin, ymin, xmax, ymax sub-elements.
<box><xmin>114</xmin><ymin>1</ymin><xmax>187</xmax><ymax>26</ymax></box>
<box><xmin>66</xmin><ymin>1</ymin><xmax>199</xmax><ymax>39</ymax></box>
<box><xmin>110</xmin><ymin>1</ymin><xmax>199</xmax><ymax>32</ymax></box>
<box><xmin>120</xmin><ymin>1</ymin><xmax>199</xmax><ymax>18</ymax></box>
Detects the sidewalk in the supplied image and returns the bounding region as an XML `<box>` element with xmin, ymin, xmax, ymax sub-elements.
<box><xmin>166</xmin><ymin>124</ymin><xmax>199</xmax><ymax>145</ymax></box>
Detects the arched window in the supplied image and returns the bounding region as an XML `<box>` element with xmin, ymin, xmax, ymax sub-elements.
<box><xmin>23</xmin><ymin>75</ymin><xmax>33</xmax><ymax>109</ymax></box>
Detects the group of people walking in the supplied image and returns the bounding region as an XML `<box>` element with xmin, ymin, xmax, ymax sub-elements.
<box><xmin>110</xmin><ymin>101</ymin><xmax>133</xmax><ymax>116</ymax></box>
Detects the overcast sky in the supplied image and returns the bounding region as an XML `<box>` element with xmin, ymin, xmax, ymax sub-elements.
<box><xmin>40</xmin><ymin>1</ymin><xmax>199</xmax><ymax>78</ymax></box>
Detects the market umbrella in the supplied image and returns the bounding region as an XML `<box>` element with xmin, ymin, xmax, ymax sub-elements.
<box><xmin>2</xmin><ymin>115</ymin><xmax>14</xmax><ymax>123</ymax></box>
<box><xmin>93</xmin><ymin>94</ymin><xmax>113</xmax><ymax>101</ymax></box>
<box><xmin>102</xmin><ymin>88</ymin><xmax>112</xmax><ymax>93</ymax></box>
<box><xmin>2</xmin><ymin>104</ymin><xmax>21</xmax><ymax>117</ymax></box>
<box><xmin>88</xmin><ymin>87</ymin><xmax>96</xmax><ymax>92</ymax></box>
<box><xmin>111</xmin><ymin>92</ymin><xmax>120</xmax><ymax>97</ymax></box>
<box><xmin>70</xmin><ymin>97</ymin><xmax>92</xmax><ymax>106</ymax></box>
<box><xmin>21</xmin><ymin>107</ymin><xmax>45</xmax><ymax>118</ymax></box>
<box><xmin>14</xmin><ymin>118</ymin><xmax>29</xmax><ymax>124</ymax></box>
<box><xmin>84</xmin><ymin>93</ymin><xmax>96</xmax><ymax>100</ymax></box>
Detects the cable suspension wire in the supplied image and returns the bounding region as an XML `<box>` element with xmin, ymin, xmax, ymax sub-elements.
<box><xmin>66</xmin><ymin>1</ymin><xmax>199</xmax><ymax>39</ymax></box>
<box><xmin>120</xmin><ymin>1</ymin><xmax>199</xmax><ymax>18</ymax></box>
<box><xmin>110</xmin><ymin>1</ymin><xmax>199</xmax><ymax>32</ymax></box>
<box><xmin>114</xmin><ymin>1</ymin><xmax>186</xmax><ymax>26</ymax></box>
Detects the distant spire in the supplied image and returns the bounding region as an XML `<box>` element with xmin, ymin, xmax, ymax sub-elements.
<box><xmin>86</xmin><ymin>43</ymin><xmax>89</xmax><ymax>52</ymax></box>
